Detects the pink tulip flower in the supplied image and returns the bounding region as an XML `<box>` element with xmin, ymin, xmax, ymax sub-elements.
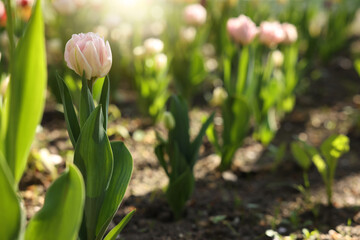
<box><xmin>183</xmin><ymin>4</ymin><xmax>207</xmax><ymax>26</ymax></box>
<box><xmin>64</xmin><ymin>32</ymin><xmax>112</xmax><ymax>80</ymax></box>
<box><xmin>282</xmin><ymin>23</ymin><xmax>298</xmax><ymax>44</ymax></box>
<box><xmin>259</xmin><ymin>21</ymin><xmax>286</xmax><ymax>47</ymax></box>
<box><xmin>227</xmin><ymin>15</ymin><xmax>258</xmax><ymax>45</ymax></box>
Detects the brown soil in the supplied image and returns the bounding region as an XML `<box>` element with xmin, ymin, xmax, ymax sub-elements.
<box><xmin>21</xmin><ymin>55</ymin><xmax>360</xmax><ymax>240</ymax></box>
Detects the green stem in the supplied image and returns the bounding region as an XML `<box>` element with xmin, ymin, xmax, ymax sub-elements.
<box><xmin>5</xmin><ymin>0</ymin><xmax>15</xmax><ymax>60</ymax></box>
<box><xmin>87</xmin><ymin>78</ymin><xmax>95</xmax><ymax>94</ymax></box>
<box><xmin>236</xmin><ymin>45</ymin><xmax>249</xmax><ymax>95</ymax></box>
<box><xmin>223</xmin><ymin>55</ymin><xmax>231</xmax><ymax>94</ymax></box>
<box><xmin>303</xmin><ymin>171</ymin><xmax>311</xmax><ymax>204</ymax></box>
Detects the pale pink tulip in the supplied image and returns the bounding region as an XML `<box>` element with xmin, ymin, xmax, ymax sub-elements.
<box><xmin>282</xmin><ymin>23</ymin><xmax>298</xmax><ymax>44</ymax></box>
<box><xmin>259</xmin><ymin>21</ymin><xmax>286</xmax><ymax>47</ymax></box>
<box><xmin>143</xmin><ymin>38</ymin><xmax>164</xmax><ymax>55</ymax></box>
<box><xmin>64</xmin><ymin>32</ymin><xmax>112</xmax><ymax>80</ymax></box>
<box><xmin>52</xmin><ymin>0</ymin><xmax>84</xmax><ymax>15</ymax></box>
<box><xmin>227</xmin><ymin>15</ymin><xmax>258</xmax><ymax>45</ymax></box>
<box><xmin>183</xmin><ymin>4</ymin><xmax>207</xmax><ymax>26</ymax></box>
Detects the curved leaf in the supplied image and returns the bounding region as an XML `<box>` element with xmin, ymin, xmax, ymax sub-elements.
<box><xmin>74</xmin><ymin>106</ymin><xmax>113</xmax><ymax>239</ymax></box>
<box><xmin>0</xmin><ymin>153</ymin><xmax>22</xmax><ymax>240</ymax></box>
<box><xmin>56</xmin><ymin>74</ymin><xmax>80</xmax><ymax>147</ymax></box>
<box><xmin>25</xmin><ymin>164</ymin><xmax>85</xmax><ymax>240</ymax></box>
<box><xmin>95</xmin><ymin>141</ymin><xmax>133</xmax><ymax>239</ymax></box>
<box><xmin>99</xmin><ymin>76</ymin><xmax>110</xmax><ymax>130</ymax></box>
<box><xmin>103</xmin><ymin>210</ymin><xmax>135</xmax><ymax>240</ymax></box>
<box><xmin>1</xmin><ymin>0</ymin><xmax>47</xmax><ymax>183</ymax></box>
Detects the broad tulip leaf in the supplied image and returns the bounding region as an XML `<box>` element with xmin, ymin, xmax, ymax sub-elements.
<box><xmin>166</xmin><ymin>167</ymin><xmax>195</xmax><ymax>220</ymax></box>
<box><xmin>155</xmin><ymin>143</ymin><xmax>169</xmax><ymax>177</ymax></box>
<box><xmin>189</xmin><ymin>112</ymin><xmax>214</xmax><ymax>167</ymax></box>
<box><xmin>291</xmin><ymin>142</ymin><xmax>312</xmax><ymax>171</ymax></box>
<box><xmin>95</xmin><ymin>141</ymin><xmax>133</xmax><ymax>239</ymax></box>
<box><xmin>56</xmin><ymin>74</ymin><xmax>80</xmax><ymax>147</ymax></box>
<box><xmin>79</xmin><ymin>75</ymin><xmax>95</xmax><ymax>127</ymax></box>
<box><xmin>1</xmin><ymin>0</ymin><xmax>47</xmax><ymax>183</ymax></box>
<box><xmin>99</xmin><ymin>76</ymin><xmax>110</xmax><ymax>130</ymax></box>
<box><xmin>74</xmin><ymin>106</ymin><xmax>113</xmax><ymax>239</ymax></box>
<box><xmin>169</xmin><ymin>96</ymin><xmax>190</xmax><ymax>159</ymax></box>
<box><xmin>103</xmin><ymin>210</ymin><xmax>136</xmax><ymax>240</ymax></box>
<box><xmin>0</xmin><ymin>153</ymin><xmax>22</xmax><ymax>240</ymax></box>
<box><xmin>25</xmin><ymin>164</ymin><xmax>85</xmax><ymax>240</ymax></box>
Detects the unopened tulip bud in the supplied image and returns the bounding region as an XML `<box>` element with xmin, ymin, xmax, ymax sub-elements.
<box><xmin>163</xmin><ymin>111</ymin><xmax>175</xmax><ymax>130</ymax></box>
<box><xmin>154</xmin><ymin>53</ymin><xmax>168</xmax><ymax>71</ymax></box>
<box><xmin>227</xmin><ymin>15</ymin><xmax>258</xmax><ymax>45</ymax></box>
<box><xmin>282</xmin><ymin>23</ymin><xmax>297</xmax><ymax>44</ymax></box>
<box><xmin>180</xmin><ymin>27</ymin><xmax>197</xmax><ymax>43</ymax></box>
<box><xmin>183</xmin><ymin>4</ymin><xmax>207</xmax><ymax>26</ymax></box>
<box><xmin>0</xmin><ymin>1</ymin><xmax>6</xmax><ymax>27</ymax></box>
<box><xmin>53</xmin><ymin>0</ymin><xmax>84</xmax><ymax>15</ymax></box>
<box><xmin>211</xmin><ymin>87</ymin><xmax>228</xmax><ymax>106</ymax></box>
<box><xmin>1</xmin><ymin>75</ymin><xmax>9</xmax><ymax>96</ymax></box>
<box><xmin>259</xmin><ymin>21</ymin><xmax>286</xmax><ymax>48</ymax></box>
<box><xmin>144</xmin><ymin>38</ymin><xmax>164</xmax><ymax>55</ymax></box>
<box><xmin>133</xmin><ymin>46</ymin><xmax>146</xmax><ymax>59</ymax></box>
<box><xmin>64</xmin><ymin>32</ymin><xmax>112</xmax><ymax>80</ymax></box>
<box><xmin>271</xmin><ymin>50</ymin><xmax>284</xmax><ymax>68</ymax></box>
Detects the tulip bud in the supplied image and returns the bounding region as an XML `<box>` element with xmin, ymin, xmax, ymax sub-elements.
<box><xmin>180</xmin><ymin>27</ymin><xmax>197</xmax><ymax>43</ymax></box>
<box><xmin>282</xmin><ymin>23</ymin><xmax>298</xmax><ymax>44</ymax></box>
<box><xmin>210</xmin><ymin>87</ymin><xmax>228</xmax><ymax>106</ymax></box>
<box><xmin>227</xmin><ymin>15</ymin><xmax>258</xmax><ymax>45</ymax></box>
<box><xmin>16</xmin><ymin>0</ymin><xmax>34</xmax><ymax>21</ymax></box>
<box><xmin>154</xmin><ymin>53</ymin><xmax>168</xmax><ymax>71</ymax></box>
<box><xmin>259</xmin><ymin>21</ymin><xmax>286</xmax><ymax>48</ymax></box>
<box><xmin>163</xmin><ymin>111</ymin><xmax>175</xmax><ymax>130</ymax></box>
<box><xmin>271</xmin><ymin>50</ymin><xmax>284</xmax><ymax>68</ymax></box>
<box><xmin>144</xmin><ymin>38</ymin><xmax>164</xmax><ymax>55</ymax></box>
<box><xmin>64</xmin><ymin>32</ymin><xmax>112</xmax><ymax>80</ymax></box>
<box><xmin>1</xmin><ymin>75</ymin><xmax>9</xmax><ymax>96</ymax></box>
<box><xmin>52</xmin><ymin>0</ymin><xmax>84</xmax><ymax>15</ymax></box>
<box><xmin>133</xmin><ymin>46</ymin><xmax>146</xmax><ymax>59</ymax></box>
<box><xmin>0</xmin><ymin>1</ymin><xmax>7</xmax><ymax>27</ymax></box>
<box><xmin>183</xmin><ymin>4</ymin><xmax>207</xmax><ymax>26</ymax></box>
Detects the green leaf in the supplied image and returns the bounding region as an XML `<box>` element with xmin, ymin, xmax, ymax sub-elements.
<box><xmin>99</xmin><ymin>76</ymin><xmax>110</xmax><ymax>130</ymax></box>
<box><xmin>169</xmin><ymin>96</ymin><xmax>190</xmax><ymax>158</ymax></box>
<box><xmin>355</xmin><ymin>59</ymin><xmax>360</xmax><ymax>77</ymax></box>
<box><xmin>308</xmin><ymin>147</ymin><xmax>327</xmax><ymax>184</ymax></box>
<box><xmin>320</xmin><ymin>134</ymin><xmax>349</xmax><ymax>186</ymax></box>
<box><xmin>166</xmin><ymin>167</ymin><xmax>195</xmax><ymax>220</ymax></box>
<box><xmin>0</xmin><ymin>152</ymin><xmax>22</xmax><ymax>240</ymax></box>
<box><xmin>56</xmin><ymin>74</ymin><xmax>80</xmax><ymax>147</ymax></box>
<box><xmin>189</xmin><ymin>112</ymin><xmax>214</xmax><ymax>167</ymax></box>
<box><xmin>92</xmin><ymin>76</ymin><xmax>105</xmax><ymax>102</ymax></box>
<box><xmin>206</xmin><ymin>122</ymin><xmax>221</xmax><ymax>154</ymax></box>
<box><xmin>74</xmin><ymin>106</ymin><xmax>113</xmax><ymax>239</ymax></box>
<box><xmin>155</xmin><ymin>143</ymin><xmax>169</xmax><ymax>177</ymax></box>
<box><xmin>103</xmin><ymin>210</ymin><xmax>135</xmax><ymax>240</ymax></box>
<box><xmin>25</xmin><ymin>165</ymin><xmax>85</xmax><ymax>240</ymax></box>
<box><xmin>291</xmin><ymin>142</ymin><xmax>312</xmax><ymax>171</ymax></box>
<box><xmin>95</xmin><ymin>141</ymin><xmax>133</xmax><ymax>239</ymax></box>
<box><xmin>1</xmin><ymin>0</ymin><xmax>47</xmax><ymax>183</ymax></box>
<box><xmin>79</xmin><ymin>75</ymin><xmax>95</xmax><ymax>127</ymax></box>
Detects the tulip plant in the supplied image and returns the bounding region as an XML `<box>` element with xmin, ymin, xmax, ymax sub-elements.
<box><xmin>170</xmin><ymin>3</ymin><xmax>208</xmax><ymax>103</ymax></box>
<box><xmin>57</xmin><ymin>32</ymin><xmax>134</xmax><ymax>239</ymax></box>
<box><xmin>291</xmin><ymin>134</ymin><xmax>349</xmax><ymax>206</ymax></box>
<box><xmin>207</xmin><ymin>14</ymin><xmax>299</xmax><ymax>171</ymax></box>
<box><xmin>132</xmin><ymin>38</ymin><xmax>170</xmax><ymax>122</ymax></box>
<box><xmin>155</xmin><ymin>95</ymin><xmax>214</xmax><ymax>219</ymax></box>
<box><xmin>0</xmin><ymin>1</ymin><xmax>85</xmax><ymax>240</ymax></box>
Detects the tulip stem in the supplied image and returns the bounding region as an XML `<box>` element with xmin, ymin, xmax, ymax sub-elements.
<box><xmin>5</xmin><ymin>0</ymin><xmax>15</xmax><ymax>61</ymax></box>
<box><xmin>87</xmin><ymin>78</ymin><xmax>95</xmax><ymax>93</ymax></box>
